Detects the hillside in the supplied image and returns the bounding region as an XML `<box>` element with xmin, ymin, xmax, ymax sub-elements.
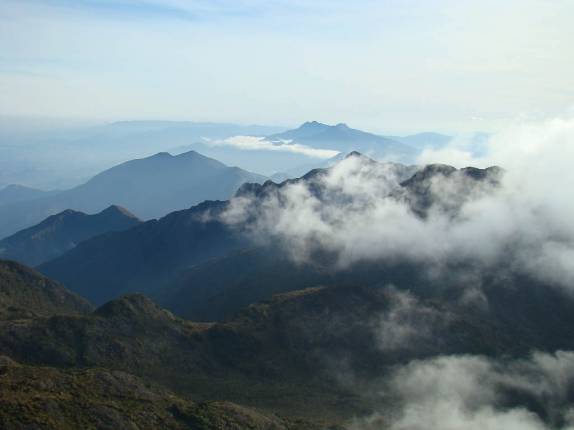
<box><xmin>0</xmin><ymin>205</ymin><xmax>141</xmax><ymax>266</ymax></box>
<box><xmin>2</xmin><ymin>280</ymin><xmax>574</xmax><ymax>425</ymax></box>
<box><xmin>0</xmin><ymin>260</ymin><xmax>92</xmax><ymax>319</ymax></box>
<box><xmin>0</xmin><ymin>359</ymin><xmax>320</xmax><ymax>430</ymax></box>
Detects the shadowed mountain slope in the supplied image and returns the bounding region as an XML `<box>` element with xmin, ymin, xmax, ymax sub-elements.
<box><xmin>39</xmin><ymin>201</ymin><xmax>248</xmax><ymax>305</ymax></box>
<box><xmin>0</xmin><ymin>205</ymin><xmax>141</xmax><ymax>266</ymax></box>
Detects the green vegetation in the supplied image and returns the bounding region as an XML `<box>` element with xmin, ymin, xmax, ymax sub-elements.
<box><xmin>0</xmin><ymin>260</ymin><xmax>92</xmax><ymax>319</ymax></box>
<box><xmin>0</xmin><ymin>358</ymin><xmax>320</xmax><ymax>430</ymax></box>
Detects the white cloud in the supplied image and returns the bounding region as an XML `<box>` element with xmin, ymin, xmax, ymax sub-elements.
<box><xmin>351</xmin><ymin>352</ymin><xmax>574</xmax><ymax>430</ymax></box>
<box><xmin>203</xmin><ymin>135</ymin><xmax>339</xmax><ymax>159</ymax></box>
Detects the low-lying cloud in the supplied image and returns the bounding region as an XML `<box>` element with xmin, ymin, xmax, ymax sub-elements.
<box><xmin>351</xmin><ymin>351</ymin><xmax>574</xmax><ymax>430</ymax></box>
<box><xmin>204</xmin><ymin>135</ymin><xmax>340</xmax><ymax>159</ymax></box>
<box><xmin>221</xmin><ymin>116</ymin><xmax>574</xmax><ymax>290</ymax></box>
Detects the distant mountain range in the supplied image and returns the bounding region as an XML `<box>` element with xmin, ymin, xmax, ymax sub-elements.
<box><xmin>170</xmin><ymin>122</ymin><xmax>465</xmax><ymax>178</ymax></box>
<box><xmin>267</xmin><ymin>121</ymin><xmax>414</xmax><ymax>157</ymax></box>
<box><xmin>0</xmin><ymin>150</ymin><xmax>266</xmax><ymax>239</ymax></box>
<box><xmin>0</xmin><ymin>119</ymin><xmax>287</xmax><ymax>190</ymax></box>
<box><xmin>0</xmin><ymin>184</ymin><xmax>59</xmax><ymax>207</ymax></box>
<box><xmin>0</xmin><ymin>205</ymin><xmax>141</xmax><ymax>266</ymax></box>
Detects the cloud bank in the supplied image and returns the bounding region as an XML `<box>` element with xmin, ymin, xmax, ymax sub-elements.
<box><xmin>221</xmin><ymin>116</ymin><xmax>574</xmax><ymax>290</ymax></box>
<box><xmin>352</xmin><ymin>351</ymin><xmax>574</xmax><ymax>430</ymax></box>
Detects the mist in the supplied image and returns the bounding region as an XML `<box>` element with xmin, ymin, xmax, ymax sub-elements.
<box><xmin>221</xmin><ymin>115</ymin><xmax>574</xmax><ymax>291</ymax></box>
<box><xmin>351</xmin><ymin>351</ymin><xmax>574</xmax><ymax>430</ymax></box>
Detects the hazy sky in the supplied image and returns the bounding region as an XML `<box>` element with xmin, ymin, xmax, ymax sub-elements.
<box><xmin>1</xmin><ymin>0</ymin><xmax>573</xmax><ymax>134</ymax></box>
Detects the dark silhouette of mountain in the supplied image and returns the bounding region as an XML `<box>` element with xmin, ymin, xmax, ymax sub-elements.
<box><xmin>39</xmin><ymin>201</ymin><xmax>248</xmax><ymax>305</ymax></box>
<box><xmin>266</xmin><ymin>122</ymin><xmax>416</xmax><ymax>160</ymax></box>
<box><xmin>0</xmin><ymin>205</ymin><xmax>141</xmax><ymax>266</ymax></box>
<box><xmin>156</xmin><ymin>246</ymin><xmax>333</xmax><ymax>321</ymax></box>
<box><xmin>0</xmin><ymin>150</ymin><xmax>266</xmax><ymax>239</ymax></box>
<box><xmin>0</xmin><ymin>184</ymin><xmax>59</xmax><ymax>206</ymax></box>
<box><xmin>397</xmin><ymin>163</ymin><xmax>503</xmax><ymax>216</ymax></box>
<box><xmin>0</xmin><ymin>260</ymin><xmax>92</xmax><ymax>319</ymax></box>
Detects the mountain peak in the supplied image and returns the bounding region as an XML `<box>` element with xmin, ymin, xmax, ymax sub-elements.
<box><xmin>94</xmin><ymin>294</ymin><xmax>176</xmax><ymax>322</ymax></box>
<box><xmin>345</xmin><ymin>151</ymin><xmax>364</xmax><ymax>159</ymax></box>
<box><xmin>301</xmin><ymin>120</ymin><xmax>324</xmax><ymax>127</ymax></box>
<box><xmin>298</xmin><ymin>121</ymin><xmax>328</xmax><ymax>131</ymax></box>
<box><xmin>151</xmin><ymin>152</ymin><xmax>172</xmax><ymax>158</ymax></box>
<box><xmin>99</xmin><ymin>205</ymin><xmax>140</xmax><ymax>220</ymax></box>
<box><xmin>343</xmin><ymin>151</ymin><xmax>378</xmax><ymax>165</ymax></box>
<box><xmin>57</xmin><ymin>208</ymin><xmax>83</xmax><ymax>217</ymax></box>
<box><xmin>175</xmin><ymin>149</ymin><xmax>200</xmax><ymax>158</ymax></box>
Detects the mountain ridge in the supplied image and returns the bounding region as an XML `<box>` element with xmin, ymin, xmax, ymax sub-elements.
<box><xmin>0</xmin><ymin>205</ymin><xmax>142</xmax><ymax>266</ymax></box>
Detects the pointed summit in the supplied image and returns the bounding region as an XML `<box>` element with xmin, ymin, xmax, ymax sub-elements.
<box><xmin>151</xmin><ymin>152</ymin><xmax>172</xmax><ymax>158</ymax></box>
<box><xmin>100</xmin><ymin>205</ymin><xmax>140</xmax><ymax>220</ymax></box>
<box><xmin>343</xmin><ymin>151</ymin><xmax>378</xmax><ymax>165</ymax></box>
<box><xmin>345</xmin><ymin>151</ymin><xmax>364</xmax><ymax>159</ymax></box>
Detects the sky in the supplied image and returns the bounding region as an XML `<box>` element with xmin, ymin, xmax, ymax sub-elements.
<box><xmin>0</xmin><ymin>0</ymin><xmax>573</xmax><ymax>134</ymax></box>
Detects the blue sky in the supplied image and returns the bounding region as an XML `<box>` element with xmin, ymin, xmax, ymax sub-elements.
<box><xmin>0</xmin><ymin>0</ymin><xmax>573</xmax><ymax>134</ymax></box>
